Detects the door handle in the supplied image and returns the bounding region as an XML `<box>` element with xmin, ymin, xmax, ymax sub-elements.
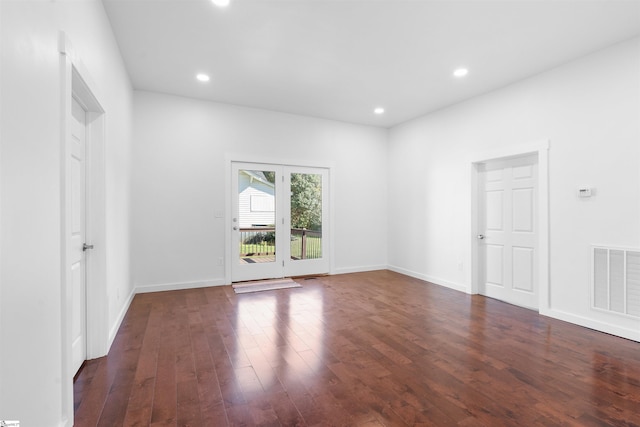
<box><xmin>477</xmin><ymin>234</ymin><xmax>485</xmax><ymax>240</ymax></box>
<box><xmin>83</xmin><ymin>243</ymin><xmax>94</xmax><ymax>251</ymax></box>
<box><xmin>233</xmin><ymin>226</ymin><xmax>238</xmax><ymax>231</ymax></box>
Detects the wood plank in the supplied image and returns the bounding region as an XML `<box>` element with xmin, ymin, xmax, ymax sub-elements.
<box><xmin>75</xmin><ymin>270</ymin><xmax>640</xmax><ymax>426</ymax></box>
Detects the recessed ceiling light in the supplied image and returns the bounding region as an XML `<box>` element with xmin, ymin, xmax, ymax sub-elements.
<box><xmin>453</xmin><ymin>68</ymin><xmax>469</xmax><ymax>78</ymax></box>
<box><xmin>211</xmin><ymin>0</ymin><xmax>230</xmax><ymax>7</ymax></box>
<box><xmin>374</xmin><ymin>107</ymin><xmax>385</xmax><ymax>115</ymax></box>
<box><xmin>196</xmin><ymin>73</ymin><xmax>210</xmax><ymax>82</ymax></box>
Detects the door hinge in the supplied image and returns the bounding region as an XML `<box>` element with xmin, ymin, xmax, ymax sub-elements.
<box><xmin>282</xmin><ymin>218</ymin><xmax>284</xmax><ymax>225</ymax></box>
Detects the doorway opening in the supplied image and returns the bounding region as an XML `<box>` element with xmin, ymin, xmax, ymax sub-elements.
<box><xmin>471</xmin><ymin>140</ymin><xmax>549</xmax><ymax>312</ymax></box>
<box><xmin>60</xmin><ymin>32</ymin><xmax>108</xmax><ymax>425</ymax></box>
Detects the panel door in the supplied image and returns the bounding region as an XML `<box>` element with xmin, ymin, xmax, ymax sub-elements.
<box><xmin>479</xmin><ymin>154</ymin><xmax>538</xmax><ymax>309</ymax></box>
<box><xmin>70</xmin><ymin>98</ymin><xmax>87</xmax><ymax>374</ymax></box>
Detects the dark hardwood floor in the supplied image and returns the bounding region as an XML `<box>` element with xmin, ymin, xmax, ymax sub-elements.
<box><xmin>74</xmin><ymin>270</ymin><xmax>640</xmax><ymax>426</ymax></box>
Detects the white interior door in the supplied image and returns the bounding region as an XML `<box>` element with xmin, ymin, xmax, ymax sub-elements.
<box><xmin>70</xmin><ymin>98</ymin><xmax>87</xmax><ymax>374</ymax></box>
<box><xmin>478</xmin><ymin>154</ymin><xmax>538</xmax><ymax>309</ymax></box>
<box><xmin>231</xmin><ymin>162</ymin><xmax>329</xmax><ymax>282</ymax></box>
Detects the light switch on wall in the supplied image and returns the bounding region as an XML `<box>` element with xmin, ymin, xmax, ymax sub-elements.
<box><xmin>578</xmin><ymin>187</ymin><xmax>592</xmax><ymax>198</ymax></box>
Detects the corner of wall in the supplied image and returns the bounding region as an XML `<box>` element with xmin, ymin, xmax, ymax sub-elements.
<box><xmin>387</xmin><ymin>265</ymin><xmax>468</xmax><ymax>294</ymax></box>
<box><xmin>134</xmin><ymin>278</ymin><xmax>227</xmax><ymax>295</ymax></box>
<box><xmin>541</xmin><ymin>307</ymin><xmax>640</xmax><ymax>342</ymax></box>
<box><xmin>108</xmin><ymin>286</ymin><xmax>136</xmax><ymax>350</ymax></box>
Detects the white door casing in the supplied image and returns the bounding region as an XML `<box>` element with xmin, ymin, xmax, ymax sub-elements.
<box><xmin>478</xmin><ymin>154</ymin><xmax>538</xmax><ymax>309</ymax></box>
<box><xmin>70</xmin><ymin>98</ymin><xmax>87</xmax><ymax>374</ymax></box>
<box><xmin>61</xmin><ymin>33</ymin><xmax>109</xmax><ymax>427</ymax></box>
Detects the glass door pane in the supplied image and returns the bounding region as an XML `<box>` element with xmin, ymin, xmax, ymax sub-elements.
<box><xmin>289</xmin><ymin>172</ymin><xmax>322</xmax><ymax>261</ymax></box>
<box><xmin>238</xmin><ymin>169</ymin><xmax>277</xmax><ymax>264</ymax></box>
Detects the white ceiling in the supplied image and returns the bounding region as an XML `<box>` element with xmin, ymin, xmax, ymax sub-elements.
<box><xmin>103</xmin><ymin>0</ymin><xmax>640</xmax><ymax>128</ymax></box>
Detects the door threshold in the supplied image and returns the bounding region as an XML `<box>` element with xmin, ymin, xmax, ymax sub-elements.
<box><xmin>291</xmin><ymin>273</ymin><xmax>328</xmax><ymax>280</ymax></box>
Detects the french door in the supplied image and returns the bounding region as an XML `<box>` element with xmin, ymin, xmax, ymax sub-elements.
<box><xmin>231</xmin><ymin>162</ymin><xmax>329</xmax><ymax>282</ymax></box>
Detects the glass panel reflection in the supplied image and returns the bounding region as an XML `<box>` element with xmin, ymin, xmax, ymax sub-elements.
<box><xmin>290</xmin><ymin>173</ymin><xmax>322</xmax><ymax>260</ymax></box>
<box><xmin>238</xmin><ymin>169</ymin><xmax>276</xmax><ymax>264</ymax></box>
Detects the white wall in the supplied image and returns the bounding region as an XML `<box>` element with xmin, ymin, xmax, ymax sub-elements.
<box><xmin>0</xmin><ymin>5</ymin><xmax>635</xmax><ymax>426</ymax></box>
<box><xmin>132</xmin><ymin>91</ymin><xmax>388</xmax><ymax>291</ymax></box>
<box><xmin>388</xmin><ymin>37</ymin><xmax>640</xmax><ymax>340</ymax></box>
<box><xmin>0</xmin><ymin>2</ymin><xmax>132</xmax><ymax>426</ymax></box>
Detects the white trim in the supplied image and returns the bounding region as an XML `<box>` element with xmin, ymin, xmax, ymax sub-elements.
<box><xmin>59</xmin><ymin>40</ymin><xmax>73</xmax><ymax>427</ymax></box>
<box><xmin>135</xmin><ymin>279</ymin><xmax>227</xmax><ymax>294</ymax></box>
<box><xmin>470</xmin><ymin>139</ymin><xmax>549</xmax><ymax>164</ymax></box>
<box><xmin>108</xmin><ymin>288</ymin><xmax>135</xmax><ymax>348</ymax></box>
<box><xmin>59</xmin><ymin>31</ymin><xmax>108</xmax><ymax>427</ymax></box>
<box><xmin>59</xmin><ymin>33</ymin><xmax>103</xmax><ymax>104</ymax></box>
<box><xmin>538</xmin><ymin>144</ymin><xmax>550</xmax><ymax>312</ymax></box>
<box><xmin>332</xmin><ymin>264</ymin><xmax>388</xmax><ymax>275</ymax></box>
<box><xmin>225</xmin><ymin>158</ymin><xmax>232</xmax><ymax>284</ymax></box>
<box><xmin>590</xmin><ymin>243</ymin><xmax>640</xmax><ymax>252</ymax></box>
<box><xmin>329</xmin><ymin>167</ymin><xmax>336</xmax><ymax>275</ymax></box>
<box><xmin>0</xmin><ymin>0</ymin><xmax>3</xmax><ymax>406</ymax></box>
<box><xmin>225</xmin><ymin>152</ymin><xmax>337</xmax><ymax>170</ymax></box>
<box><xmin>542</xmin><ymin>308</ymin><xmax>640</xmax><ymax>343</ymax></box>
<box><xmin>388</xmin><ymin>265</ymin><xmax>467</xmax><ymax>293</ymax></box>
<box><xmin>470</xmin><ymin>139</ymin><xmax>550</xmax><ymax>313</ymax></box>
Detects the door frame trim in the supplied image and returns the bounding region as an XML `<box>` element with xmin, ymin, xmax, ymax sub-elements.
<box><xmin>224</xmin><ymin>154</ymin><xmax>335</xmax><ymax>284</ymax></box>
<box><xmin>59</xmin><ymin>32</ymin><xmax>108</xmax><ymax>426</ymax></box>
<box><xmin>470</xmin><ymin>139</ymin><xmax>549</xmax><ymax>312</ymax></box>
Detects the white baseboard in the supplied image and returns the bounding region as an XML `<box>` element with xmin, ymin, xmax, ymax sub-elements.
<box><xmin>540</xmin><ymin>307</ymin><xmax>640</xmax><ymax>343</ymax></box>
<box><xmin>108</xmin><ymin>287</ymin><xmax>135</xmax><ymax>349</ymax></box>
<box><xmin>135</xmin><ymin>278</ymin><xmax>227</xmax><ymax>294</ymax></box>
<box><xmin>387</xmin><ymin>265</ymin><xmax>468</xmax><ymax>293</ymax></box>
<box><xmin>332</xmin><ymin>264</ymin><xmax>388</xmax><ymax>275</ymax></box>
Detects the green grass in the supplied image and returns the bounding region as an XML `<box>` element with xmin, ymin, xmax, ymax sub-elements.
<box><xmin>240</xmin><ymin>241</ymin><xmax>275</xmax><ymax>255</ymax></box>
<box><xmin>239</xmin><ymin>236</ymin><xmax>322</xmax><ymax>259</ymax></box>
<box><xmin>290</xmin><ymin>236</ymin><xmax>322</xmax><ymax>259</ymax></box>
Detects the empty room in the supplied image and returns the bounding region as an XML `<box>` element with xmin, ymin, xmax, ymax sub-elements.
<box><xmin>1</xmin><ymin>0</ymin><xmax>640</xmax><ymax>426</ymax></box>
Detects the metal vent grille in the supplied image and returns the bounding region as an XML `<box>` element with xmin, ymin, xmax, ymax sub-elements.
<box><xmin>593</xmin><ymin>246</ymin><xmax>640</xmax><ymax>318</ymax></box>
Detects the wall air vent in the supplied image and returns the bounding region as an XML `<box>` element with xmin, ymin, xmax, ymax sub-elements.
<box><xmin>592</xmin><ymin>246</ymin><xmax>640</xmax><ymax>318</ymax></box>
